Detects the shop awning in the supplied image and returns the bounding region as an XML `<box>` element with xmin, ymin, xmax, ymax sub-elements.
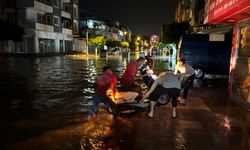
<box><xmin>205</xmin><ymin>0</ymin><xmax>250</xmax><ymax>24</ymax></box>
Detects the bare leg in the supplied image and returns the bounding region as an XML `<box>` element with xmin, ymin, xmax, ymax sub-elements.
<box><xmin>148</xmin><ymin>101</ymin><xmax>156</xmax><ymax>117</ymax></box>
<box><xmin>172</xmin><ymin>107</ymin><xmax>176</xmax><ymax>118</ymax></box>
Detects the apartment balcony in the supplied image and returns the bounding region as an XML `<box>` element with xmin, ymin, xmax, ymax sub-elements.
<box><xmin>62</xmin><ymin>28</ymin><xmax>72</xmax><ymax>35</ymax></box>
<box><xmin>36</xmin><ymin>23</ymin><xmax>54</xmax><ymax>32</ymax></box>
<box><xmin>72</xmin><ymin>0</ymin><xmax>78</xmax><ymax>4</ymax></box>
<box><xmin>34</xmin><ymin>1</ymin><xmax>53</xmax><ymax>13</ymax></box>
<box><xmin>62</xmin><ymin>11</ymin><xmax>71</xmax><ymax>19</ymax></box>
<box><xmin>61</xmin><ymin>0</ymin><xmax>70</xmax><ymax>3</ymax></box>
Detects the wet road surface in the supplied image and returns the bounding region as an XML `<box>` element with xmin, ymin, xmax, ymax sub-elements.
<box><xmin>0</xmin><ymin>54</ymin><xmax>249</xmax><ymax>149</ymax></box>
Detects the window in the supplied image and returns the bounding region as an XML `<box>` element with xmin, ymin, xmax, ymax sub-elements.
<box><xmin>73</xmin><ymin>7</ymin><xmax>78</xmax><ymax>18</ymax></box>
<box><xmin>53</xmin><ymin>16</ymin><xmax>59</xmax><ymax>26</ymax></box>
<box><xmin>73</xmin><ymin>22</ymin><xmax>78</xmax><ymax>32</ymax></box>
<box><xmin>37</xmin><ymin>0</ymin><xmax>52</xmax><ymax>5</ymax></box>
<box><xmin>65</xmin><ymin>40</ymin><xmax>73</xmax><ymax>52</ymax></box>
<box><xmin>45</xmin><ymin>14</ymin><xmax>52</xmax><ymax>25</ymax></box>
<box><xmin>37</xmin><ymin>13</ymin><xmax>43</xmax><ymax>23</ymax></box>
<box><xmin>39</xmin><ymin>38</ymin><xmax>55</xmax><ymax>53</ymax></box>
<box><xmin>63</xmin><ymin>4</ymin><xmax>70</xmax><ymax>13</ymax></box>
<box><xmin>53</xmin><ymin>0</ymin><xmax>59</xmax><ymax>7</ymax></box>
<box><xmin>63</xmin><ymin>20</ymin><xmax>70</xmax><ymax>29</ymax></box>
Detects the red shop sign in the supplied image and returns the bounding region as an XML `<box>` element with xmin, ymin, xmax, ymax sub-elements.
<box><xmin>205</xmin><ymin>0</ymin><xmax>250</xmax><ymax>24</ymax></box>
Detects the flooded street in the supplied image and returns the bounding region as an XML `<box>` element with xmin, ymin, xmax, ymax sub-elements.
<box><xmin>1</xmin><ymin>54</ymin><xmax>249</xmax><ymax>150</ymax></box>
<box><xmin>0</xmin><ymin>54</ymin><xmax>175</xmax><ymax>120</ymax></box>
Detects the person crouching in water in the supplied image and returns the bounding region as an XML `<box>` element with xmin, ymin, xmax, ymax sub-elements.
<box><xmin>174</xmin><ymin>57</ymin><xmax>195</xmax><ymax>105</ymax></box>
<box><xmin>88</xmin><ymin>66</ymin><xmax>118</xmax><ymax>119</ymax></box>
<box><xmin>140</xmin><ymin>71</ymin><xmax>181</xmax><ymax>118</ymax></box>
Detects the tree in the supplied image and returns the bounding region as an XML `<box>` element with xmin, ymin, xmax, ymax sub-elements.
<box><xmin>106</xmin><ymin>40</ymin><xmax>121</xmax><ymax>48</ymax></box>
<box><xmin>89</xmin><ymin>35</ymin><xmax>106</xmax><ymax>55</ymax></box>
<box><xmin>89</xmin><ymin>35</ymin><xmax>106</xmax><ymax>47</ymax></box>
<box><xmin>156</xmin><ymin>42</ymin><xmax>166</xmax><ymax>49</ymax></box>
<box><xmin>129</xmin><ymin>41</ymin><xmax>137</xmax><ymax>51</ymax></box>
<box><xmin>121</xmin><ymin>41</ymin><xmax>129</xmax><ymax>48</ymax></box>
<box><xmin>161</xmin><ymin>21</ymin><xmax>192</xmax><ymax>46</ymax></box>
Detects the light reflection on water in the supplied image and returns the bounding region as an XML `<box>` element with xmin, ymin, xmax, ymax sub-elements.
<box><xmin>0</xmin><ymin>54</ymin><xmax>173</xmax><ymax>119</ymax></box>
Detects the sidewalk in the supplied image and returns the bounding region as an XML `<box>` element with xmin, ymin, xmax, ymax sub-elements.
<box><xmin>4</xmin><ymin>79</ymin><xmax>250</xmax><ymax>150</ymax></box>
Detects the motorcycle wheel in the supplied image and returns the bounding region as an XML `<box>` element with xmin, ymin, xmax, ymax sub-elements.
<box><xmin>157</xmin><ymin>94</ymin><xmax>171</xmax><ymax>105</ymax></box>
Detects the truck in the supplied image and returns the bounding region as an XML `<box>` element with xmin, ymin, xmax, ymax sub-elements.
<box><xmin>179</xmin><ymin>34</ymin><xmax>232</xmax><ymax>79</ymax></box>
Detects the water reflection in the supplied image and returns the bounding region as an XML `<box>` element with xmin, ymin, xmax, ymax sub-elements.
<box><xmin>0</xmin><ymin>54</ymin><xmax>177</xmax><ymax>119</ymax></box>
<box><xmin>222</xmin><ymin>116</ymin><xmax>231</xmax><ymax>130</ymax></box>
<box><xmin>80</xmin><ymin>113</ymin><xmax>134</xmax><ymax>150</ymax></box>
<box><xmin>175</xmin><ymin>130</ymin><xmax>187</xmax><ymax>150</ymax></box>
<box><xmin>81</xmin><ymin>115</ymin><xmax>116</xmax><ymax>150</ymax></box>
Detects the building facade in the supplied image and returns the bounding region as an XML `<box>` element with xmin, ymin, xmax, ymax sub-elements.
<box><xmin>79</xmin><ymin>10</ymin><xmax>131</xmax><ymax>54</ymax></box>
<box><xmin>0</xmin><ymin>0</ymin><xmax>80</xmax><ymax>53</ymax></box>
<box><xmin>204</xmin><ymin>0</ymin><xmax>250</xmax><ymax>109</ymax></box>
<box><xmin>175</xmin><ymin>0</ymin><xmax>205</xmax><ymax>31</ymax></box>
<box><xmin>79</xmin><ymin>19</ymin><xmax>131</xmax><ymax>42</ymax></box>
<box><xmin>175</xmin><ymin>0</ymin><xmax>233</xmax><ymax>34</ymax></box>
<box><xmin>83</xmin><ymin>19</ymin><xmax>131</xmax><ymax>42</ymax></box>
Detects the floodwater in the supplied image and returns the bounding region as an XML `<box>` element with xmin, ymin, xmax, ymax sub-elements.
<box><xmin>0</xmin><ymin>54</ymin><xmax>174</xmax><ymax>120</ymax></box>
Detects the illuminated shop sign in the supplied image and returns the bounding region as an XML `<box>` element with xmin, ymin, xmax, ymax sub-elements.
<box><xmin>209</xmin><ymin>0</ymin><xmax>239</xmax><ymax>16</ymax></box>
<box><xmin>239</xmin><ymin>26</ymin><xmax>250</xmax><ymax>57</ymax></box>
<box><xmin>205</xmin><ymin>0</ymin><xmax>250</xmax><ymax>23</ymax></box>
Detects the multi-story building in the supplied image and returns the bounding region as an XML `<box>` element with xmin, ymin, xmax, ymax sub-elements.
<box><xmin>79</xmin><ymin>10</ymin><xmax>131</xmax><ymax>54</ymax></box>
<box><xmin>80</xmin><ymin>20</ymin><xmax>131</xmax><ymax>42</ymax></box>
<box><xmin>79</xmin><ymin>9</ymin><xmax>131</xmax><ymax>42</ymax></box>
<box><xmin>175</xmin><ymin>0</ymin><xmax>206</xmax><ymax>32</ymax></box>
<box><xmin>175</xmin><ymin>0</ymin><xmax>192</xmax><ymax>23</ymax></box>
<box><xmin>0</xmin><ymin>0</ymin><xmax>80</xmax><ymax>53</ymax></box>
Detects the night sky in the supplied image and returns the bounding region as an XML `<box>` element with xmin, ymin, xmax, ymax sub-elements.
<box><xmin>80</xmin><ymin>0</ymin><xmax>177</xmax><ymax>36</ymax></box>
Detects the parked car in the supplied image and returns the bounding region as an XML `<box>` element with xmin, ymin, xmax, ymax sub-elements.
<box><xmin>100</xmin><ymin>49</ymin><xmax>108</xmax><ymax>58</ymax></box>
<box><xmin>110</xmin><ymin>48</ymin><xmax>120</xmax><ymax>55</ymax></box>
<box><xmin>179</xmin><ymin>34</ymin><xmax>232</xmax><ymax>79</ymax></box>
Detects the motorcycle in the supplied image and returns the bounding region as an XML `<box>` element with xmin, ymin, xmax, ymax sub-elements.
<box><xmin>107</xmin><ymin>90</ymin><xmax>170</xmax><ymax>114</ymax></box>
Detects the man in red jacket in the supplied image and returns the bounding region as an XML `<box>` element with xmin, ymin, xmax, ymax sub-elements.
<box><xmin>88</xmin><ymin>66</ymin><xmax>118</xmax><ymax>119</ymax></box>
<box><xmin>120</xmin><ymin>57</ymin><xmax>145</xmax><ymax>93</ymax></box>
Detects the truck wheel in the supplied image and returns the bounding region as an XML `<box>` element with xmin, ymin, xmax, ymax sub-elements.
<box><xmin>194</xmin><ymin>67</ymin><xmax>204</xmax><ymax>79</ymax></box>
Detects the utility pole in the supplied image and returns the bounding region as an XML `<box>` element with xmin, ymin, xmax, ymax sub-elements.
<box><xmin>85</xmin><ymin>19</ymin><xmax>89</xmax><ymax>55</ymax></box>
<box><xmin>86</xmin><ymin>29</ymin><xmax>88</xmax><ymax>55</ymax></box>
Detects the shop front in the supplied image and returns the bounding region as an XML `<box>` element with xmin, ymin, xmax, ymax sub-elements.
<box><xmin>205</xmin><ymin>0</ymin><xmax>250</xmax><ymax>108</ymax></box>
